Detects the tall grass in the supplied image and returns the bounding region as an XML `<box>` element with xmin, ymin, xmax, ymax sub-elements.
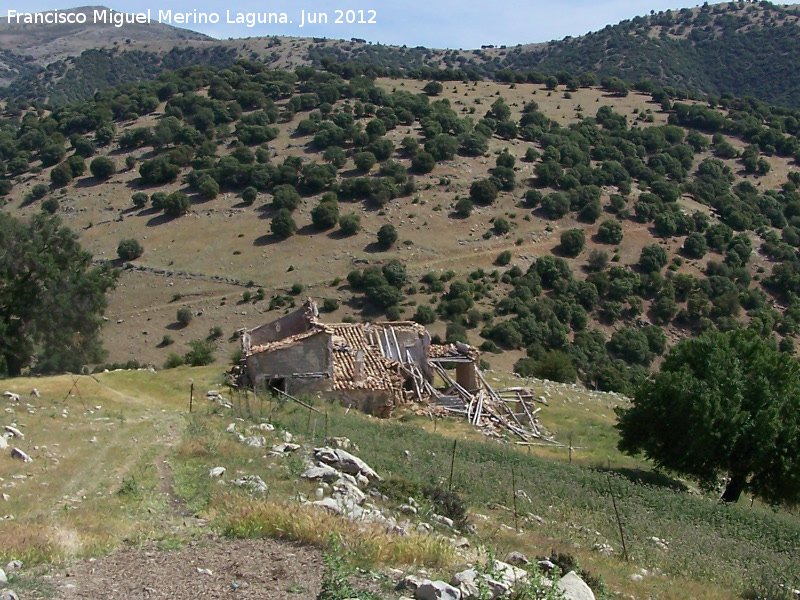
<box><xmin>255</xmin><ymin>398</ymin><xmax>799</xmax><ymax>594</ymax></box>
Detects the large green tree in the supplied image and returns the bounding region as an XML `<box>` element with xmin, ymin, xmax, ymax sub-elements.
<box><xmin>0</xmin><ymin>213</ymin><xmax>118</xmax><ymax>375</ymax></box>
<box><xmin>616</xmin><ymin>329</ymin><xmax>800</xmax><ymax>505</ymax></box>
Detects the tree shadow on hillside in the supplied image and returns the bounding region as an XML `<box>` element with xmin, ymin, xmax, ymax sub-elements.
<box><xmin>596</xmin><ymin>466</ymin><xmax>689</xmax><ymax>493</ymax></box>
<box><xmin>253</xmin><ymin>233</ymin><xmax>285</xmax><ymax>246</ymax></box>
<box><xmin>146</xmin><ymin>213</ymin><xmax>177</xmax><ymax>227</ymax></box>
<box><xmin>74</xmin><ymin>176</ymin><xmax>105</xmax><ymax>188</ymax></box>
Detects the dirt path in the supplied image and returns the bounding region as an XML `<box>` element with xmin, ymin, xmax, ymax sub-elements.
<box><xmin>30</xmin><ymin>537</ymin><xmax>325</xmax><ymax>600</ymax></box>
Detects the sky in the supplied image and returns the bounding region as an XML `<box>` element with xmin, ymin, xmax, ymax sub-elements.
<box><xmin>3</xmin><ymin>0</ymin><xmax>707</xmax><ymax>47</ymax></box>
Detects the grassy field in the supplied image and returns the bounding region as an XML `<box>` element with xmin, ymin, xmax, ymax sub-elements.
<box><xmin>1</xmin><ymin>366</ymin><xmax>798</xmax><ymax>600</ymax></box>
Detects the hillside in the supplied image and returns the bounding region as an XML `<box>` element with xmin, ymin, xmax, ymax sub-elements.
<box><xmin>2</xmin><ymin>60</ymin><xmax>800</xmax><ymax>395</ymax></box>
<box><xmin>0</xmin><ymin>367</ymin><xmax>797</xmax><ymax>600</ymax></box>
<box><xmin>4</xmin><ymin>2</ymin><xmax>800</xmax><ymax>109</ymax></box>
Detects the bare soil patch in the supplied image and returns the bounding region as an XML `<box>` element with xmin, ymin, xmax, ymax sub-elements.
<box><xmin>29</xmin><ymin>536</ymin><xmax>324</xmax><ymax>600</ymax></box>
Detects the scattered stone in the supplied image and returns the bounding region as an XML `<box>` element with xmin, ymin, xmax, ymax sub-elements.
<box><xmin>556</xmin><ymin>571</ymin><xmax>595</xmax><ymax>600</ymax></box>
<box><xmin>257</xmin><ymin>423</ymin><xmax>275</xmax><ymax>431</ymax></box>
<box><xmin>537</xmin><ymin>560</ymin><xmax>556</xmax><ymax>573</ymax></box>
<box><xmin>506</xmin><ymin>551</ymin><xmax>529</xmax><ymax>566</ymax></box>
<box><xmin>3</xmin><ymin>426</ymin><xmax>23</xmax><ymax>440</ymax></box>
<box><xmin>226</xmin><ymin>423</ymin><xmax>237</xmax><ymax>433</ymax></box>
<box><xmin>452</xmin><ymin>537</ymin><xmax>470</xmax><ymax>549</ymax></box>
<box><xmin>592</xmin><ymin>543</ymin><xmax>614</xmax><ymax>556</ymax></box>
<box><xmin>301</xmin><ymin>464</ymin><xmax>340</xmax><ymax>483</ymax></box>
<box><xmin>0</xmin><ymin>569</ymin><xmax>6</xmax><ymax>584</ymax></box>
<box><xmin>242</xmin><ymin>436</ymin><xmax>267</xmax><ymax>448</ymax></box>
<box><xmin>10</xmin><ymin>448</ymin><xmax>31</xmax><ymax>463</ymax></box>
<box><xmin>30</xmin><ymin>389</ymin><xmax>40</xmax><ymax>398</ymax></box>
<box><xmin>0</xmin><ymin>590</ymin><xmax>19</xmax><ymax>600</ymax></box>
<box><xmin>0</xmin><ymin>438</ymin><xmax>7</xmax><ymax>450</ymax></box>
<box><xmin>312</xmin><ymin>497</ymin><xmax>343</xmax><ymax>515</ymax></box>
<box><xmin>271</xmin><ymin>443</ymin><xmax>300</xmax><ymax>454</ymax></box>
<box><xmin>196</xmin><ymin>568</ymin><xmax>213</xmax><ymax>575</ymax></box>
<box><xmin>396</xmin><ymin>574</ymin><xmax>425</xmax><ymax>593</ymax></box>
<box><xmin>1</xmin><ymin>495</ymin><xmax>8</xmax><ymax>502</ymax></box>
<box><xmin>209</xmin><ymin>467</ymin><xmax>226</xmax><ymax>478</ymax></box>
<box><xmin>325</xmin><ymin>436</ymin><xmax>357</xmax><ymax>451</ymax></box>
<box><xmin>314</xmin><ymin>447</ymin><xmax>381</xmax><ymax>481</ymax></box>
<box><xmin>3</xmin><ymin>563</ymin><xmax>20</xmax><ymax>574</ymax></box>
<box><xmin>648</xmin><ymin>536</ymin><xmax>669</xmax><ymax>551</ymax></box>
<box><xmin>397</xmin><ymin>504</ymin><xmax>418</xmax><ymax>515</ymax></box>
<box><xmin>282</xmin><ymin>431</ymin><xmax>293</xmax><ymax>444</ymax></box>
<box><xmin>2</xmin><ymin>392</ymin><xmax>20</xmax><ymax>403</ymax></box>
<box><xmin>629</xmin><ymin>574</ymin><xmax>643</xmax><ymax>582</ymax></box>
<box><xmin>431</xmin><ymin>514</ymin><xmax>454</xmax><ymax>528</ymax></box>
<box><xmin>232</xmin><ymin>475</ymin><xmax>268</xmax><ymax>494</ymax></box>
<box><xmin>415</xmin><ymin>580</ymin><xmax>461</xmax><ymax>600</ymax></box>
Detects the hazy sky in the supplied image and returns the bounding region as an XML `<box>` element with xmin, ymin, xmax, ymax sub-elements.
<box><xmin>5</xmin><ymin>0</ymin><xmax>705</xmax><ymax>47</ymax></box>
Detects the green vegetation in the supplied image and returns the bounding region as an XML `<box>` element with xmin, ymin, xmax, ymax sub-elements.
<box><xmin>0</xmin><ymin>214</ymin><xmax>117</xmax><ymax>375</ymax></box>
<box><xmin>618</xmin><ymin>329</ymin><xmax>800</xmax><ymax>504</ymax></box>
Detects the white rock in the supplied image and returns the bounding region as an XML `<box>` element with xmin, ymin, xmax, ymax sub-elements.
<box><xmin>0</xmin><ymin>438</ymin><xmax>7</xmax><ymax>450</ymax></box>
<box><xmin>397</xmin><ymin>574</ymin><xmax>425</xmax><ymax>593</ymax></box>
<box><xmin>415</xmin><ymin>580</ymin><xmax>461</xmax><ymax>600</ymax></box>
<box><xmin>0</xmin><ymin>590</ymin><xmax>18</xmax><ymax>600</ymax></box>
<box><xmin>30</xmin><ymin>389</ymin><xmax>40</xmax><ymax>398</ymax></box>
<box><xmin>302</xmin><ymin>464</ymin><xmax>340</xmax><ymax>482</ymax></box>
<box><xmin>196</xmin><ymin>567</ymin><xmax>213</xmax><ymax>575</ymax></box>
<box><xmin>0</xmin><ymin>569</ymin><xmax>6</xmax><ymax>584</ymax></box>
<box><xmin>3</xmin><ymin>426</ymin><xmax>23</xmax><ymax>440</ymax></box>
<box><xmin>506</xmin><ymin>551</ymin><xmax>529</xmax><ymax>565</ymax></box>
<box><xmin>232</xmin><ymin>475</ymin><xmax>268</xmax><ymax>494</ymax></box>
<box><xmin>10</xmin><ymin>448</ymin><xmax>31</xmax><ymax>463</ymax></box>
<box><xmin>397</xmin><ymin>504</ymin><xmax>418</xmax><ymax>515</ymax></box>
<box><xmin>3</xmin><ymin>562</ymin><xmax>20</xmax><ymax>573</ymax></box>
<box><xmin>431</xmin><ymin>514</ymin><xmax>454</xmax><ymax>528</ymax></box>
<box><xmin>258</xmin><ymin>423</ymin><xmax>275</xmax><ymax>431</ymax></box>
<box><xmin>314</xmin><ymin>447</ymin><xmax>381</xmax><ymax>481</ymax></box>
<box><xmin>282</xmin><ymin>431</ymin><xmax>293</xmax><ymax>443</ymax></box>
<box><xmin>226</xmin><ymin>423</ymin><xmax>237</xmax><ymax>433</ymax></box>
<box><xmin>2</xmin><ymin>392</ymin><xmax>20</xmax><ymax>403</ymax></box>
<box><xmin>243</xmin><ymin>436</ymin><xmax>267</xmax><ymax>448</ymax></box>
<box><xmin>556</xmin><ymin>572</ymin><xmax>595</xmax><ymax>600</ymax></box>
<box><xmin>629</xmin><ymin>574</ymin><xmax>643</xmax><ymax>582</ymax></box>
<box><xmin>209</xmin><ymin>467</ymin><xmax>226</xmax><ymax>478</ymax></box>
<box><xmin>271</xmin><ymin>443</ymin><xmax>300</xmax><ymax>453</ymax></box>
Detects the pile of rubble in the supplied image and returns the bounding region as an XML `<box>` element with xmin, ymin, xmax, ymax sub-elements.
<box><xmin>397</xmin><ymin>554</ymin><xmax>597</xmax><ymax>600</ymax></box>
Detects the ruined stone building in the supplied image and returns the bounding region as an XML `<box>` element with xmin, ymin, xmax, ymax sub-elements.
<box><xmin>239</xmin><ymin>299</ymin><xmax>480</xmax><ymax>417</ymax></box>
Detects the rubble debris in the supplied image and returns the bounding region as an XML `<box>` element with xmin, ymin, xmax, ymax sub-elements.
<box><xmin>3</xmin><ymin>426</ymin><xmax>23</xmax><ymax>440</ymax></box>
<box><xmin>237</xmin><ymin>299</ymin><xmax>555</xmax><ymax>442</ymax></box>
<box><xmin>314</xmin><ymin>447</ymin><xmax>380</xmax><ymax>481</ymax></box>
<box><xmin>232</xmin><ymin>476</ymin><xmax>268</xmax><ymax>494</ymax></box>
<box><xmin>2</xmin><ymin>392</ymin><xmax>20</xmax><ymax>403</ymax></box>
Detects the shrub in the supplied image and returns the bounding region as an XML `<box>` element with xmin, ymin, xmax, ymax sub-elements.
<box><xmin>41</xmin><ymin>197</ymin><xmax>59</xmax><ymax>215</ymax></box>
<box><xmin>132</xmin><ymin>192</ymin><xmax>148</xmax><ymax>209</ymax></box>
<box><xmin>321</xmin><ymin>298</ymin><xmax>339</xmax><ymax>312</ymax></box>
<box><xmin>163</xmin><ymin>191</ymin><xmax>190</xmax><ymax>217</ymax></box>
<box><xmin>559</xmin><ymin>228</ymin><xmax>585</xmax><ymax>257</ymax></box>
<box><xmin>163</xmin><ymin>353</ymin><xmax>184</xmax><ymax>369</ymax></box>
<box><xmin>312</xmin><ymin>199</ymin><xmax>339</xmax><ymax>230</ymax></box>
<box><xmin>272</xmin><ymin>184</ymin><xmax>301</xmax><ymax>211</ymax></box>
<box><xmin>176</xmin><ymin>308</ymin><xmax>193</xmax><ymax>327</ymax></box>
<box><xmin>639</xmin><ymin>244</ymin><xmax>668</xmax><ymax>273</ymax></box>
<box><xmin>196</xmin><ymin>176</ymin><xmax>220</xmax><ymax>200</ymax></box>
<box><xmin>514</xmin><ymin>351</ymin><xmax>577</xmax><ymax>383</ymax></box>
<box><xmin>413</xmin><ymin>304</ymin><xmax>436</xmax><ymax>325</ymax></box>
<box><xmin>496</xmin><ymin>250</ymin><xmax>512</xmax><ymax>266</ymax></box>
<box><xmin>90</xmin><ymin>156</ymin><xmax>116</xmax><ymax>180</ymax></box>
<box><xmin>242</xmin><ymin>187</ymin><xmax>258</xmax><ymax>205</ymax></box>
<box><xmin>454</xmin><ymin>197</ymin><xmax>473</xmax><ymax>217</ymax></box>
<box><xmin>470</xmin><ymin>179</ymin><xmax>498</xmax><ymax>205</ymax></box>
<box><xmin>184</xmin><ymin>338</ymin><xmax>215</xmax><ymax>366</ymax></box>
<box><xmin>597</xmin><ymin>219</ymin><xmax>623</xmax><ymax>244</ymax></box>
<box><xmin>493</xmin><ymin>218</ymin><xmax>511</xmax><ymax>235</ymax></box>
<box><xmin>411</xmin><ymin>150</ymin><xmax>435</xmax><ymax>174</ymax></box>
<box><xmin>683</xmin><ymin>232</ymin><xmax>707</xmax><ymax>259</ymax></box>
<box><xmin>271</xmin><ymin>209</ymin><xmax>297</xmax><ymax>239</ymax></box>
<box><xmin>50</xmin><ymin>162</ymin><xmax>73</xmax><ymax>186</ymax></box>
<box><xmin>339</xmin><ymin>212</ymin><xmax>361</xmax><ymax>236</ymax></box>
<box><xmin>354</xmin><ymin>151</ymin><xmax>377</xmax><ymax>173</ymax></box>
<box><xmin>117</xmin><ymin>238</ymin><xmax>144</xmax><ymax>261</ymax></box>
<box><xmin>377</xmin><ymin>224</ymin><xmax>398</xmax><ymax>250</ymax></box>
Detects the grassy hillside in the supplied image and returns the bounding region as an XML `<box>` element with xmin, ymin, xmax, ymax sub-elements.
<box><xmin>0</xmin><ymin>367</ymin><xmax>797</xmax><ymax>600</ymax></box>
<box><xmin>2</xmin><ymin>60</ymin><xmax>800</xmax><ymax>393</ymax></box>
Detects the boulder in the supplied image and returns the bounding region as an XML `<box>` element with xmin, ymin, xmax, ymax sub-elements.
<box><xmin>10</xmin><ymin>448</ymin><xmax>31</xmax><ymax>463</ymax></box>
<box><xmin>301</xmin><ymin>464</ymin><xmax>340</xmax><ymax>483</ymax></box>
<box><xmin>396</xmin><ymin>574</ymin><xmax>426</xmax><ymax>593</ymax></box>
<box><xmin>0</xmin><ymin>590</ymin><xmax>18</xmax><ymax>600</ymax></box>
<box><xmin>2</xmin><ymin>392</ymin><xmax>20</xmax><ymax>402</ymax></box>
<box><xmin>415</xmin><ymin>580</ymin><xmax>461</xmax><ymax>600</ymax></box>
<box><xmin>271</xmin><ymin>443</ymin><xmax>300</xmax><ymax>454</ymax></box>
<box><xmin>242</xmin><ymin>436</ymin><xmax>267</xmax><ymax>448</ymax></box>
<box><xmin>0</xmin><ymin>569</ymin><xmax>6</xmax><ymax>584</ymax></box>
<box><xmin>506</xmin><ymin>551</ymin><xmax>529</xmax><ymax>566</ymax></box>
<box><xmin>3</xmin><ymin>426</ymin><xmax>23</xmax><ymax>440</ymax></box>
<box><xmin>314</xmin><ymin>447</ymin><xmax>381</xmax><ymax>481</ymax></box>
<box><xmin>232</xmin><ymin>475</ymin><xmax>267</xmax><ymax>494</ymax></box>
<box><xmin>209</xmin><ymin>467</ymin><xmax>226</xmax><ymax>478</ymax></box>
<box><xmin>557</xmin><ymin>572</ymin><xmax>595</xmax><ymax>600</ymax></box>
<box><xmin>0</xmin><ymin>438</ymin><xmax>7</xmax><ymax>451</ymax></box>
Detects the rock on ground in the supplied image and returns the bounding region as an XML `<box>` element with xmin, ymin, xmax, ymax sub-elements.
<box><xmin>556</xmin><ymin>571</ymin><xmax>595</xmax><ymax>600</ymax></box>
<box><xmin>314</xmin><ymin>447</ymin><xmax>381</xmax><ymax>481</ymax></box>
<box><xmin>415</xmin><ymin>580</ymin><xmax>461</xmax><ymax>600</ymax></box>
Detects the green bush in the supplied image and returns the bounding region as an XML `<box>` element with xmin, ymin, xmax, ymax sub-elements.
<box><xmin>90</xmin><ymin>156</ymin><xmax>116</xmax><ymax>180</ymax></box>
<box><xmin>176</xmin><ymin>308</ymin><xmax>193</xmax><ymax>327</ymax></box>
<box><xmin>339</xmin><ymin>213</ymin><xmax>361</xmax><ymax>236</ymax></box>
<box><xmin>271</xmin><ymin>209</ymin><xmax>297</xmax><ymax>239</ymax></box>
<box><xmin>184</xmin><ymin>338</ymin><xmax>215</xmax><ymax>366</ymax></box>
<box><xmin>376</xmin><ymin>223</ymin><xmax>398</xmax><ymax>250</ymax></box>
<box><xmin>117</xmin><ymin>238</ymin><xmax>144</xmax><ymax>261</ymax></box>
